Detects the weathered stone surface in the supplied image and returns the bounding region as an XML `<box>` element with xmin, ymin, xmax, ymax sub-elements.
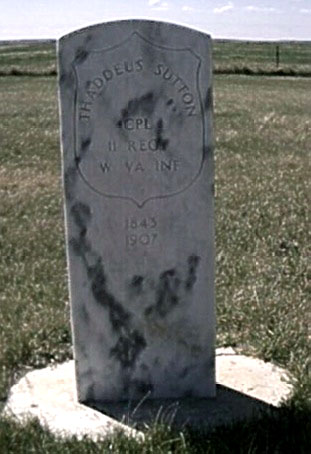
<box><xmin>58</xmin><ymin>20</ymin><xmax>215</xmax><ymax>404</ymax></box>
<box><xmin>2</xmin><ymin>361</ymin><xmax>142</xmax><ymax>441</ymax></box>
<box><xmin>2</xmin><ymin>349</ymin><xmax>293</xmax><ymax>437</ymax></box>
<box><xmin>216</xmin><ymin>347</ymin><xmax>292</xmax><ymax>406</ymax></box>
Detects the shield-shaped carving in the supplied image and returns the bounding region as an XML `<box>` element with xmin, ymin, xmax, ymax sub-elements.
<box><xmin>73</xmin><ymin>31</ymin><xmax>204</xmax><ymax>207</ymax></box>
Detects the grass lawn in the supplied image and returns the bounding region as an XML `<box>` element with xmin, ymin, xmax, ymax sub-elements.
<box><xmin>213</xmin><ymin>40</ymin><xmax>311</xmax><ymax>75</ymax></box>
<box><xmin>0</xmin><ymin>42</ymin><xmax>56</xmax><ymax>75</ymax></box>
<box><xmin>0</xmin><ymin>47</ymin><xmax>310</xmax><ymax>452</ymax></box>
<box><xmin>0</xmin><ymin>39</ymin><xmax>310</xmax><ymax>75</ymax></box>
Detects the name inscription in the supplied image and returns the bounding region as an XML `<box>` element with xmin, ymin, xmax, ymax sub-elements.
<box><xmin>78</xmin><ymin>59</ymin><xmax>197</xmax><ymax>121</ymax></box>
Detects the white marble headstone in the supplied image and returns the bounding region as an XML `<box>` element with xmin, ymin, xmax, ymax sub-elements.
<box><xmin>58</xmin><ymin>20</ymin><xmax>215</xmax><ymax>405</ymax></box>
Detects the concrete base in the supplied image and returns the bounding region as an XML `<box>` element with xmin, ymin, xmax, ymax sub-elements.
<box><xmin>3</xmin><ymin>348</ymin><xmax>292</xmax><ymax>440</ymax></box>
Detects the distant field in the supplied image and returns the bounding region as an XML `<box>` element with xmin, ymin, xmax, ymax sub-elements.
<box><xmin>0</xmin><ymin>42</ymin><xmax>56</xmax><ymax>75</ymax></box>
<box><xmin>0</xmin><ymin>39</ymin><xmax>310</xmax><ymax>75</ymax></box>
<box><xmin>213</xmin><ymin>40</ymin><xmax>311</xmax><ymax>74</ymax></box>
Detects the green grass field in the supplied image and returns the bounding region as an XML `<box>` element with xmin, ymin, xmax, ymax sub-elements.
<box><xmin>213</xmin><ymin>40</ymin><xmax>311</xmax><ymax>75</ymax></box>
<box><xmin>0</xmin><ymin>42</ymin><xmax>56</xmax><ymax>75</ymax></box>
<box><xmin>0</xmin><ymin>42</ymin><xmax>310</xmax><ymax>452</ymax></box>
<box><xmin>0</xmin><ymin>39</ymin><xmax>310</xmax><ymax>75</ymax></box>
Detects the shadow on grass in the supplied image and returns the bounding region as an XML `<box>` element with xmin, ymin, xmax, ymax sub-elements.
<box><xmin>185</xmin><ymin>403</ymin><xmax>311</xmax><ymax>454</ymax></box>
<box><xmin>92</xmin><ymin>384</ymin><xmax>279</xmax><ymax>430</ymax></box>
<box><xmin>0</xmin><ymin>402</ymin><xmax>310</xmax><ymax>453</ymax></box>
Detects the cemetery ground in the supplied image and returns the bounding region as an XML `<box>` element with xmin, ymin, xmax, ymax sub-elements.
<box><xmin>0</xmin><ymin>43</ymin><xmax>310</xmax><ymax>452</ymax></box>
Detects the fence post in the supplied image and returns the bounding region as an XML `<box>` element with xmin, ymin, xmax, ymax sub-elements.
<box><xmin>276</xmin><ymin>45</ymin><xmax>280</xmax><ymax>68</ymax></box>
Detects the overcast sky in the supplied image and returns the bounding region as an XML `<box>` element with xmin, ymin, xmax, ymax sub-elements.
<box><xmin>1</xmin><ymin>0</ymin><xmax>311</xmax><ymax>41</ymax></box>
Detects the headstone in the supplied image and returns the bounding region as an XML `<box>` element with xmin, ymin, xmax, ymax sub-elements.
<box><xmin>58</xmin><ymin>20</ymin><xmax>215</xmax><ymax>405</ymax></box>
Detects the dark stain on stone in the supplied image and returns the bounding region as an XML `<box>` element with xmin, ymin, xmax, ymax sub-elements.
<box><xmin>120</xmin><ymin>91</ymin><xmax>155</xmax><ymax>119</ymax></box>
<box><xmin>64</xmin><ymin>166</ymin><xmax>77</xmax><ymax>201</ymax></box>
<box><xmin>75</xmin><ymin>47</ymin><xmax>89</xmax><ymax>64</ymax></box>
<box><xmin>144</xmin><ymin>306</ymin><xmax>152</xmax><ymax>317</ymax></box>
<box><xmin>166</xmin><ymin>98</ymin><xmax>173</xmax><ymax>106</ymax></box>
<box><xmin>69</xmin><ymin>202</ymin><xmax>92</xmax><ymax>262</ymax></box>
<box><xmin>69</xmin><ymin>236</ymin><xmax>88</xmax><ymax>258</ymax></box>
<box><xmin>69</xmin><ymin>203</ymin><xmax>147</xmax><ymax>371</ymax></box>
<box><xmin>180</xmin><ymin>366</ymin><xmax>191</xmax><ymax>379</ymax></box>
<box><xmin>59</xmin><ymin>69</ymin><xmax>74</xmax><ymax>88</ymax></box>
<box><xmin>110</xmin><ymin>330</ymin><xmax>146</xmax><ymax>369</ymax></box>
<box><xmin>71</xmin><ymin>202</ymin><xmax>91</xmax><ymax>232</ymax></box>
<box><xmin>85</xmin><ymin>80</ymin><xmax>92</xmax><ymax>90</ymax></box>
<box><xmin>204</xmin><ymin>86</ymin><xmax>213</xmax><ymax>111</ymax></box>
<box><xmin>88</xmin><ymin>258</ymin><xmax>130</xmax><ymax>330</ymax></box>
<box><xmin>145</xmin><ymin>268</ymin><xmax>180</xmax><ymax>317</ymax></box>
<box><xmin>59</xmin><ymin>71</ymin><xmax>67</xmax><ymax>85</ymax></box>
<box><xmin>77</xmin><ymin>137</ymin><xmax>91</xmax><ymax>163</ymax></box>
<box><xmin>130</xmin><ymin>275</ymin><xmax>144</xmax><ymax>293</ymax></box>
<box><xmin>185</xmin><ymin>255</ymin><xmax>200</xmax><ymax>291</ymax></box>
<box><xmin>81</xmin><ymin>137</ymin><xmax>91</xmax><ymax>151</ymax></box>
<box><xmin>155</xmin><ymin>118</ymin><xmax>169</xmax><ymax>151</ymax></box>
<box><xmin>85</xmin><ymin>257</ymin><xmax>147</xmax><ymax>369</ymax></box>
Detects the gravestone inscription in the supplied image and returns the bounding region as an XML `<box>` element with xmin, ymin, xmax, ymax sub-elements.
<box><xmin>58</xmin><ymin>20</ymin><xmax>215</xmax><ymax>404</ymax></box>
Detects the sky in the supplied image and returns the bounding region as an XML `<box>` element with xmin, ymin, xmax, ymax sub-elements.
<box><xmin>1</xmin><ymin>0</ymin><xmax>311</xmax><ymax>41</ymax></box>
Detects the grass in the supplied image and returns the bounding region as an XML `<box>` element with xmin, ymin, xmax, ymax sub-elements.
<box><xmin>0</xmin><ymin>40</ymin><xmax>310</xmax><ymax>76</ymax></box>
<box><xmin>0</xmin><ymin>77</ymin><xmax>70</xmax><ymax>402</ymax></box>
<box><xmin>213</xmin><ymin>40</ymin><xmax>311</xmax><ymax>76</ymax></box>
<box><xmin>0</xmin><ymin>42</ymin><xmax>56</xmax><ymax>75</ymax></box>
<box><xmin>0</xmin><ymin>45</ymin><xmax>310</xmax><ymax>451</ymax></box>
<box><xmin>0</xmin><ymin>407</ymin><xmax>310</xmax><ymax>453</ymax></box>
